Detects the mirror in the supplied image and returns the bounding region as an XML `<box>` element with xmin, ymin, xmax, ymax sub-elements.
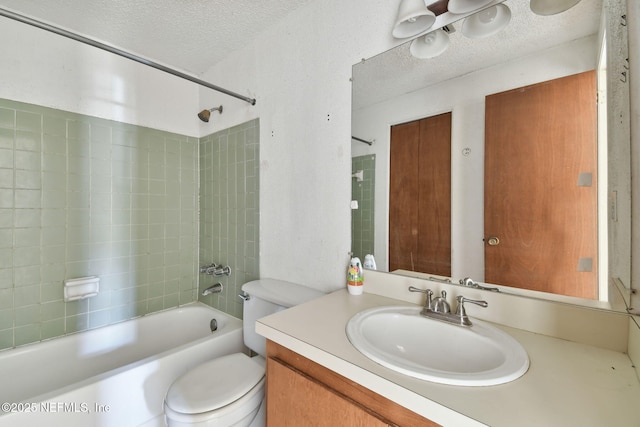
<box><xmin>351</xmin><ymin>0</ymin><xmax>631</xmax><ymax>311</ymax></box>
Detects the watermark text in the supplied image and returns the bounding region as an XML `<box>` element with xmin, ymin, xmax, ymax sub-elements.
<box><xmin>2</xmin><ymin>401</ymin><xmax>110</xmax><ymax>414</ymax></box>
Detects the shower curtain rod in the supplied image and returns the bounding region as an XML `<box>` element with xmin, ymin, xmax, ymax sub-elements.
<box><xmin>352</xmin><ymin>136</ymin><xmax>373</xmax><ymax>146</ymax></box>
<box><xmin>0</xmin><ymin>7</ymin><xmax>257</xmax><ymax>106</ymax></box>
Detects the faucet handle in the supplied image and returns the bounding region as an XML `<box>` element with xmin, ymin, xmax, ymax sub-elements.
<box><xmin>460</xmin><ymin>277</ymin><xmax>474</xmax><ymax>287</ymax></box>
<box><xmin>459</xmin><ymin>277</ymin><xmax>500</xmax><ymax>292</ymax></box>
<box><xmin>455</xmin><ymin>296</ymin><xmax>488</xmax><ymax>326</ymax></box>
<box><xmin>213</xmin><ymin>265</ymin><xmax>232</xmax><ymax>276</ymax></box>
<box><xmin>455</xmin><ymin>295</ymin><xmax>488</xmax><ymax>312</ymax></box>
<box><xmin>200</xmin><ymin>262</ymin><xmax>219</xmax><ymax>273</ymax></box>
<box><xmin>408</xmin><ymin>286</ymin><xmax>433</xmax><ymax>309</ymax></box>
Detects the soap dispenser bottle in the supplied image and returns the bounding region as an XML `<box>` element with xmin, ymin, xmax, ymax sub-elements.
<box><xmin>363</xmin><ymin>254</ymin><xmax>377</xmax><ymax>270</ymax></box>
<box><xmin>347</xmin><ymin>256</ymin><xmax>364</xmax><ymax>295</ymax></box>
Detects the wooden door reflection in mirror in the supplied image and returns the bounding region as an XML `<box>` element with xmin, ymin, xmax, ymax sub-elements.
<box><xmin>389</xmin><ymin>112</ymin><xmax>451</xmax><ymax>276</ymax></box>
<box><xmin>484</xmin><ymin>71</ymin><xmax>598</xmax><ymax>299</ymax></box>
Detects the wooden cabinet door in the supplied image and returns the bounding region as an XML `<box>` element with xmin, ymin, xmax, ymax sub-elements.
<box><xmin>267</xmin><ymin>357</ymin><xmax>389</xmax><ymax>426</ymax></box>
<box><xmin>266</xmin><ymin>341</ymin><xmax>439</xmax><ymax>427</ymax></box>
<box><xmin>484</xmin><ymin>71</ymin><xmax>597</xmax><ymax>298</ymax></box>
<box><xmin>389</xmin><ymin>113</ymin><xmax>451</xmax><ymax>275</ymax></box>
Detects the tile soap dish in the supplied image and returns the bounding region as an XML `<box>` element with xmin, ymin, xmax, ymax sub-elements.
<box><xmin>63</xmin><ymin>276</ymin><xmax>100</xmax><ymax>302</ymax></box>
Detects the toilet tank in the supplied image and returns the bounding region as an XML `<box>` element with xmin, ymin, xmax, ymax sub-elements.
<box><xmin>241</xmin><ymin>279</ymin><xmax>324</xmax><ymax>356</ymax></box>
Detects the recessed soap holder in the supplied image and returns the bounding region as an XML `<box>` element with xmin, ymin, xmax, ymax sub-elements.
<box><xmin>63</xmin><ymin>276</ymin><xmax>100</xmax><ymax>302</ymax></box>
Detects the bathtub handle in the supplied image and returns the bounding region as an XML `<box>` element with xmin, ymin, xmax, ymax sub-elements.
<box><xmin>199</xmin><ymin>263</ymin><xmax>218</xmax><ymax>274</ymax></box>
<box><xmin>212</xmin><ymin>266</ymin><xmax>232</xmax><ymax>277</ymax></box>
<box><xmin>238</xmin><ymin>293</ymin><xmax>250</xmax><ymax>302</ymax></box>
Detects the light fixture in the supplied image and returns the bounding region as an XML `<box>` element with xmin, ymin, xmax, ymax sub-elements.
<box><xmin>392</xmin><ymin>0</ymin><xmax>436</xmax><ymax>39</ymax></box>
<box><xmin>530</xmin><ymin>0</ymin><xmax>581</xmax><ymax>16</ymax></box>
<box><xmin>447</xmin><ymin>0</ymin><xmax>495</xmax><ymax>15</ymax></box>
<box><xmin>197</xmin><ymin>105</ymin><xmax>223</xmax><ymax>122</ymax></box>
<box><xmin>410</xmin><ymin>29</ymin><xmax>450</xmax><ymax>59</ymax></box>
<box><xmin>461</xmin><ymin>4</ymin><xmax>511</xmax><ymax>39</ymax></box>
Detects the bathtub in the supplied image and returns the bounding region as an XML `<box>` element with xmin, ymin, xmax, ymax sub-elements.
<box><xmin>0</xmin><ymin>302</ymin><xmax>244</xmax><ymax>427</ymax></box>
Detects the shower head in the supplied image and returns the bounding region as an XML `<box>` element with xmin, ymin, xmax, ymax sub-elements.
<box><xmin>197</xmin><ymin>105</ymin><xmax>223</xmax><ymax>122</ymax></box>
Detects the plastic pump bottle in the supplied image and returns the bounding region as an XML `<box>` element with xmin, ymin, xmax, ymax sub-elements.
<box><xmin>347</xmin><ymin>257</ymin><xmax>364</xmax><ymax>295</ymax></box>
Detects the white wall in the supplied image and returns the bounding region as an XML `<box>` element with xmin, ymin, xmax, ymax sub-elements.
<box><xmin>0</xmin><ymin>0</ymin><xmax>403</xmax><ymax>293</ymax></box>
<box><xmin>2</xmin><ymin>0</ymin><xmax>632</xmax><ymax>300</ymax></box>
<box><xmin>0</xmin><ymin>16</ymin><xmax>200</xmax><ymax>137</ymax></box>
<box><xmin>196</xmin><ymin>0</ymin><xmax>399</xmax><ymax>291</ymax></box>
<box><xmin>628</xmin><ymin>0</ymin><xmax>640</xmax><ymax>316</ymax></box>
<box><xmin>627</xmin><ymin>0</ymin><xmax>640</xmax><ymax>379</ymax></box>
<box><xmin>352</xmin><ymin>36</ymin><xmax>597</xmax><ymax>277</ymax></box>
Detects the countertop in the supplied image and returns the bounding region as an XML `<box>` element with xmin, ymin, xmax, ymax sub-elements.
<box><xmin>256</xmin><ymin>289</ymin><xmax>640</xmax><ymax>427</ymax></box>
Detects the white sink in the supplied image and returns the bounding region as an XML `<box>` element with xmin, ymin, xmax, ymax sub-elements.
<box><xmin>346</xmin><ymin>306</ymin><xmax>529</xmax><ymax>386</ymax></box>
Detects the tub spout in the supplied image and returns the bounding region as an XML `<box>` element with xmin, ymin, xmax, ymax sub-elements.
<box><xmin>202</xmin><ymin>283</ymin><xmax>223</xmax><ymax>296</ymax></box>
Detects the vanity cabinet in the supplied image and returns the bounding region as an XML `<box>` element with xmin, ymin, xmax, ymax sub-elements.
<box><xmin>266</xmin><ymin>340</ymin><xmax>439</xmax><ymax>427</ymax></box>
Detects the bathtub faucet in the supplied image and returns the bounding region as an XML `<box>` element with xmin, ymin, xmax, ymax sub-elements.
<box><xmin>211</xmin><ymin>266</ymin><xmax>231</xmax><ymax>277</ymax></box>
<box><xmin>202</xmin><ymin>283</ymin><xmax>223</xmax><ymax>296</ymax></box>
<box><xmin>199</xmin><ymin>263</ymin><xmax>218</xmax><ymax>275</ymax></box>
<box><xmin>199</xmin><ymin>263</ymin><xmax>231</xmax><ymax>277</ymax></box>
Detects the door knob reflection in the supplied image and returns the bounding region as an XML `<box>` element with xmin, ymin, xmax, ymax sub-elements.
<box><xmin>487</xmin><ymin>237</ymin><xmax>500</xmax><ymax>246</ymax></box>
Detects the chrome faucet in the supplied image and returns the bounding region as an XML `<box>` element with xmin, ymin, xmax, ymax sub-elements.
<box><xmin>200</xmin><ymin>263</ymin><xmax>218</xmax><ymax>274</ymax></box>
<box><xmin>459</xmin><ymin>277</ymin><xmax>500</xmax><ymax>292</ymax></box>
<box><xmin>199</xmin><ymin>263</ymin><xmax>232</xmax><ymax>277</ymax></box>
<box><xmin>454</xmin><ymin>295</ymin><xmax>489</xmax><ymax>326</ymax></box>
<box><xmin>408</xmin><ymin>286</ymin><xmax>488</xmax><ymax>326</ymax></box>
<box><xmin>202</xmin><ymin>283</ymin><xmax>223</xmax><ymax>296</ymax></box>
<box><xmin>430</xmin><ymin>290</ymin><xmax>451</xmax><ymax>314</ymax></box>
<box><xmin>212</xmin><ymin>265</ymin><xmax>231</xmax><ymax>276</ymax></box>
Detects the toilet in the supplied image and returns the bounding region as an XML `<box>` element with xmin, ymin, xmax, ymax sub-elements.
<box><xmin>164</xmin><ymin>279</ymin><xmax>324</xmax><ymax>427</ymax></box>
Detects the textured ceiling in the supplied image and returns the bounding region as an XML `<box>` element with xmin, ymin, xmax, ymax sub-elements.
<box><xmin>353</xmin><ymin>0</ymin><xmax>603</xmax><ymax>110</ymax></box>
<box><xmin>0</xmin><ymin>0</ymin><xmax>604</xmax><ymax>106</ymax></box>
<box><xmin>0</xmin><ymin>0</ymin><xmax>314</xmax><ymax>76</ymax></box>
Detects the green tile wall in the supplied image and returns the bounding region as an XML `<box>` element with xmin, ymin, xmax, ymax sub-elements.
<box><xmin>0</xmin><ymin>98</ymin><xmax>199</xmax><ymax>350</ymax></box>
<box><xmin>351</xmin><ymin>155</ymin><xmax>375</xmax><ymax>261</ymax></box>
<box><xmin>198</xmin><ymin>119</ymin><xmax>260</xmax><ymax>319</ymax></box>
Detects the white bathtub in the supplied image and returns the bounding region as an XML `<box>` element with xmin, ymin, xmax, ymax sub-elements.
<box><xmin>0</xmin><ymin>302</ymin><xmax>244</xmax><ymax>427</ymax></box>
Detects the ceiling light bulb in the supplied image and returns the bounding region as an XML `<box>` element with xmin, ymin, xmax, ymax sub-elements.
<box><xmin>392</xmin><ymin>0</ymin><xmax>436</xmax><ymax>39</ymax></box>
<box><xmin>530</xmin><ymin>0</ymin><xmax>582</xmax><ymax>16</ymax></box>
<box><xmin>447</xmin><ymin>0</ymin><xmax>495</xmax><ymax>15</ymax></box>
<box><xmin>410</xmin><ymin>29</ymin><xmax>450</xmax><ymax>59</ymax></box>
<box><xmin>477</xmin><ymin>7</ymin><xmax>498</xmax><ymax>24</ymax></box>
<box><xmin>424</xmin><ymin>32</ymin><xmax>437</xmax><ymax>44</ymax></box>
<box><xmin>461</xmin><ymin>4</ymin><xmax>511</xmax><ymax>39</ymax></box>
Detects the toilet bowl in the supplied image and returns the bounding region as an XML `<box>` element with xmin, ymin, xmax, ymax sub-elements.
<box><xmin>164</xmin><ymin>353</ymin><xmax>266</xmax><ymax>427</ymax></box>
<box><xmin>164</xmin><ymin>279</ymin><xmax>324</xmax><ymax>427</ymax></box>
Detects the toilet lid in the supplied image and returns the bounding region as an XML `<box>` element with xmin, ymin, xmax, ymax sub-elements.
<box><xmin>165</xmin><ymin>353</ymin><xmax>265</xmax><ymax>414</ymax></box>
